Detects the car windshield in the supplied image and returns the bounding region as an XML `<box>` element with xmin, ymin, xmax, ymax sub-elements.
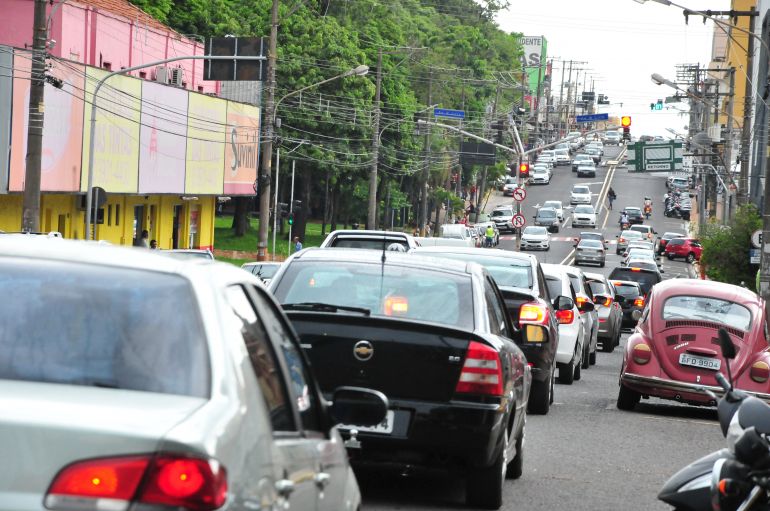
<box><xmin>662</xmin><ymin>295</ymin><xmax>752</xmax><ymax>331</ymax></box>
<box><xmin>491</xmin><ymin>209</ymin><xmax>512</xmax><ymax>217</ymax></box>
<box><xmin>0</xmin><ymin>258</ymin><xmax>210</xmax><ymax>397</ymax></box>
<box><xmin>333</xmin><ymin>238</ymin><xmax>409</xmax><ymax>250</ymax></box>
<box><xmin>423</xmin><ymin>252</ymin><xmax>534</xmax><ymax>290</ymax></box>
<box><xmin>625</xmin><ymin>208</ymin><xmax>642</xmax><ymax>214</ymax></box>
<box><xmin>578</xmin><ymin>240</ymin><xmax>602</xmax><ymax>249</ymax></box>
<box><xmin>273</xmin><ymin>261</ymin><xmax>474</xmax><ymax>329</ymax></box>
<box><xmin>580</xmin><ymin>233</ymin><xmax>603</xmax><ymax>241</ymax></box>
<box><xmin>612</xmin><ymin>282</ymin><xmax>642</xmax><ymax>298</ymax></box>
<box><xmin>574</xmin><ymin>206</ymin><xmax>594</xmax><ymax>214</ymax></box>
<box><xmin>245</xmin><ymin>264</ymin><xmax>281</xmax><ymax>279</ymax></box>
<box><xmin>663</xmin><ymin>232</ymin><xmax>686</xmax><ymax>240</ymax></box>
<box><xmin>608</xmin><ymin>268</ymin><xmax>660</xmax><ymax>295</ymax></box>
<box><xmin>573</xmin><ymin>186</ymin><xmax>590</xmax><ymax>194</ymax></box>
<box><xmin>626</xmin><ymin>260</ymin><xmax>658</xmax><ymax>272</ymax></box>
<box><xmin>545</xmin><ymin>276</ymin><xmax>563</xmax><ymax>299</ymax></box>
<box><xmin>538</xmin><ymin>209</ymin><xmax>556</xmax><ymax>218</ymax></box>
<box><xmin>524</xmin><ymin>226</ymin><xmax>547</xmax><ymax>235</ymax></box>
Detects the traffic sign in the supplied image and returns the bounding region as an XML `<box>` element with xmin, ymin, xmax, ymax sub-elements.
<box><xmin>434</xmin><ymin>108</ymin><xmax>465</xmax><ymax>119</ymax></box>
<box><xmin>512</xmin><ymin>214</ymin><xmax>526</xmax><ymax>228</ymax></box>
<box><xmin>512</xmin><ymin>188</ymin><xmax>527</xmax><ymax>202</ymax></box>
<box><xmin>752</xmin><ymin>230</ymin><xmax>762</xmax><ymax>249</ymax></box>
<box><xmin>575</xmin><ymin>113</ymin><xmax>609</xmax><ymax>123</ymax></box>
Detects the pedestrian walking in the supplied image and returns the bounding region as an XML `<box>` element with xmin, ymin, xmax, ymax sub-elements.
<box><xmin>607</xmin><ymin>187</ymin><xmax>617</xmax><ymax>210</ymax></box>
<box><xmin>293</xmin><ymin>236</ymin><xmax>303</xmax><ymax>252</ymax></box>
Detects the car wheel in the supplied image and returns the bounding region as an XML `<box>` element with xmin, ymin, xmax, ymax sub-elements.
<box><xmin>506</xmin><ymin>427</ymin><xmax>524</xmax><ymax>480</ymax></box>
<box><xmin>599</xmin><ymin>261</ymin><xmax>605</xmax><ymax>268</ymax></box>
<box><xmin>558</xmin><ymin>360</ymin><xmax>575</xmax><ymax>385</ymax></box>
<box><xmin>581</xmin><ymin>342</ymin><xmax>590</xmax><ymax>369</ymax></box>
<box><xmin>617</xmin><ymin>384</ymin><xmax>641</xmax><ymax>411</ymax></box>
<box><xmin>667</xmin><ymin>252</ymin><xmax>674</xmax><ymax>260</ymax></box>
<box><xmin>601</xmin><ymin>336</ymin><xmax>615</xmax><ymax>353</ymax></box>
<box><xmin>466</xmin><ymin>443</ymin><xmax>504</xmax><ymax>510</ymax></box>
<box><xmin>615</xmin><ymin>327</ymin><xmax>622</xmax><ymax>347</ymax></box>
<box><xmin>528</xmin><ymin>374</ymin><xmax>551</xmax><ymax>415</ymax></box>
<box><xmin>573</xmin><ymin>352</ymin><xmax>582</xmax><ymax>381</ymax></box>
<box><xmin>686</xmin><ymin>252</ymin><xmax>696</xmax><ymax>263</ymax></box>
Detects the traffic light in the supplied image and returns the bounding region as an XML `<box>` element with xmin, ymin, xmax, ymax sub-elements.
<box><xmin>491</xmin><ymin>119</ymin><xmax>506</xmax><ymax>144</ymax></box>
<box><xmin>519</xmin><ymin>163</ymin><xmax>530</xmax><ymax>178</ymax></box>
<box><xmin>287</xmin><ymin>213</ymin><xmax>294</xmax><ymax>226</ymax></box>
<box><xmin>650</xmin><ymin>101</ymin><xmax>663</xmax><ymax>111</ymax></box>
<box><xmin>278</xmin><ymin>202</ymin><xmax>288</xmax><ymax>218</ymax></box>
<box><xmin>621</xmin><ymin>116</ymin><xmax>631</xmax><ymax>142</ymax></box>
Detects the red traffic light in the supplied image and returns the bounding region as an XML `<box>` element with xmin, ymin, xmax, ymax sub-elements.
<box><xmin>621</xmin><ymin>116</ymin><xmax>632</xmax><ymax>127</ymax></box>
<box><xmin>519</xmin><ymin>163</ymin><xmax>529</xmax><ymax>176</ymax></box>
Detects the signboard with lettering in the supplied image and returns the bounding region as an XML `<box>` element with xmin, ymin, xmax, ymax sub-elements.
<box><xmin>627</xmin><ymin>141</ymin><xmax>684</xmax><ymax>172</ymax></box>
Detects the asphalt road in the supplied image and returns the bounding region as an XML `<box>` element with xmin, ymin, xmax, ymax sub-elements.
<box><xmin>359</xmin><ymin>145</ymin><xmax>724</xmax><ymax>511</ymax></box>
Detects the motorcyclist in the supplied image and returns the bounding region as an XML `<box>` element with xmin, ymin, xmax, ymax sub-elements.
<box><xmin>643</xmin><ymin>196</ymin><xmax>652</xmax><ymax>218</ymax></box>
<box><xmin>619</xmin><ymin>211</ymin><xmax>629</xmax><ymax>228</ymax></box>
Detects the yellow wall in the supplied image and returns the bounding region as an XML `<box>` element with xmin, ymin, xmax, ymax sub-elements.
<box><xmin>0</xmin><ymin>194</ymin><xmax>215</xmax><ymax>249</ymax></box>
<box><xmin>723</xmin><ymin>0</ymin><xmax>755</xmax><ymax>127</ymax></box>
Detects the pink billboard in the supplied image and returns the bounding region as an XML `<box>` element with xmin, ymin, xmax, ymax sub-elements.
<box><xmin>224</xmin><ymin>102</ymin><xmax>260</xmax><ymax>195</ymax></box>
<box><xmin>9</xmin><ymin>54</ymin><xmax>85</xmax><ymax>192</ymax></box>
<box><xmin>138</xmin><ymin>81</ymin><xmax>188</xmax><ymax>193</ymax></box>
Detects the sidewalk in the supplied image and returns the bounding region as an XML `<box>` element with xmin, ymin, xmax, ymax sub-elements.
<box><xmin>686</xmin><ymin>196</ymin><xmax>704</xmax><ymax>279</ymax></box>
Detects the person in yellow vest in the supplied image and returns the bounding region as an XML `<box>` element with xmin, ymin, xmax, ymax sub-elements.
<box><xmin>485</xmin><ymin>224</ymin><xmax>495</xmax><ymax>248</ymax></box>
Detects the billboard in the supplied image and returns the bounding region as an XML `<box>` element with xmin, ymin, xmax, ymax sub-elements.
<box><xmin>9</xmin><ymin>54</ymin><xmax>86</xmax><ymax>192</ymax></box>
<box><xmin>138</xmin><ymin>81</ymin><xmax>188</xmax><ymax>193</ymax></box>
<box><xmin>80</xmin><ymin>67</ymin><xmax>142</xmax><ymax>193</ymax></box>
<box><xmin>185</xmin><ymin>93</ymin><xmax>226</xmax><ymax>194</ymax></box>
<box><xmin>518</xmin><ymin>36</ymin><xmax>548</xmax><ymax>97</ymax></box>
<box><xmin>224</xmin><ymin>102</ymin><xmax>259</xmax><ymax>195</ymax></box>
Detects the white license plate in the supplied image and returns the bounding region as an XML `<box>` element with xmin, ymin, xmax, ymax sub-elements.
<box><xmin>679</xmin><ymin>353</ymin><xmax>721</xmax><ymax>371</ymax></box>
<box><xmin>339</xmin><ymin>410</ymin><xmax>395</xmax><ymax>435</ymax></box>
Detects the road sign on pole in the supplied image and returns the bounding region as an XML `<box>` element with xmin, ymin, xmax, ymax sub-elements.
<box><xmin>575</xmin><ymin>113</ymin><xmax>609</xmax><ymax>123</ymax></box>
<box><xmin>513</xmin><ymin>187</ymin><xmax>527</xmax><ymax>202</ymax></box>
<box><xmin>433</xmin><ymin>108</ymin><xmax>465</xmax><ymax>119</ymax></box>
<box><xmin>512</xmin><ymin>214</ymin><xmax>526</xmax><ymax>228</ymax></box>
<box><xmin>752</xmin><ymin>229</ymin><xmax>763</xmax><ymax>249</ymax></box>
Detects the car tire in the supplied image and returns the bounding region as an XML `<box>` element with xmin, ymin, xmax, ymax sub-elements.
<box><xmin>558</xmin><ymin>360</ymin><xmax>575</xmax><ymax>385</ymax></box>
<box><xmin>506</xmin><ymin>427</ymin><xmax>524</xmax><ymax>480</ymax></box>
<box><xmin>686</xmin><ymin>252</ymin><xmax>696</xmax><ymax>263</ymax></box>
<box><xmin>581</xmin><ymin>343</ymin><xmax>590</xmax><ymax>369</ymax></box>
<box><xmin>528</xmin><ymin>373</ymin><xmax>551</xmax><ymax>415</ymax></box>
<box><xmin>466</xmin><ymin>443</ymin><xmax>504</xmax><ymax>510</ymax></box>
<box><xmin>617</xmin><ymin>384</ymin><xmax>641</xmax><ymax>411</ymax></box>
<box><xmin>573</xmin><ymin>351</ymin><xmax>582</xmax><ymax>381</ymax></box>
<box><xmin>601</xmin><ymin>336</ymin><xmax>615</xmax><ymax>353</ymax></box>
<box><xmin>599</xmin><ymin>262</ymin><xmax>605</xmax><ymax>268</ymax></box>
<box><xmin>667</xmin><ymin>252</ymin><xmax>674</xmax><ymax>260</ymax></box>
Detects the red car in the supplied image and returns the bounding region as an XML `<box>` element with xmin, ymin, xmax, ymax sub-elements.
<box><xmin>617</xmin><ymin>279</ymin><xmax>770</xmax><ymax>410</ymax></box>
<box><xmin>664</xmin><ymin>237</ymin><xmax>702</xmax><ymax>262</ymax></box>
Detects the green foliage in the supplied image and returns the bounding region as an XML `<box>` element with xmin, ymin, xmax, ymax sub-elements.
<box><xmin>700</xmin><ymin>205</ymin><xmax>761</xmax><ymax>286</ymax></box>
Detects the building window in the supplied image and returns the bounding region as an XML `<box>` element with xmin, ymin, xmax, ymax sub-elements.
<box><xmin>115</xmin><ymin>204</ymin><xmax>120</xmax><ymax>226</ymax></box>
<box><xmin>103</xmin><ymin>62</ymin><xmax>112</xmax><ymax>71</ymax></box>
<box><xmin>139</xmin><ymin>71</ymin><xmax>147</xmax><ymax>79</ymax></box>
<box><xmin>107</xmin><ymin>205</ymin><xmax>112</xmax><ymax>226</ymax></box>
<box><xmin>198</xmin><ymin>86</ymin><xmax>204</xmax><ymax>92</ymax></box>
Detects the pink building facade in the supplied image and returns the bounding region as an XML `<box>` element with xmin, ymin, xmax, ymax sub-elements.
<box><xmin>0</xmin><ymin>0</ymin><xmax>219</xmax><ymax>94</ymax></box>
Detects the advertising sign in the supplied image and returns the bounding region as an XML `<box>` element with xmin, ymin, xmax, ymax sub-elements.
<box><xmin>517</xmin><ymin>36</ymin><xmax>547</xmax><ymax>96</ymax></box>
<box><xmin>224</xmin><ymin>102</ymin><xmax>259</xmax><ymax>195</ymax></box>
<box><xmin>138</xmin><ymin>81</ymin><xmax>188</xmax><ymax>193</ymax></box>
<box><xmin>10</xmin><ymin>54</ymin><xmax>86</xmax><ymax>192</ymax></box>
<box><xmin>185</xmin><ymin>94</ymin><xmax>226</xmax><ymax>194</ymax></box>
<box><xmin>81</xmin><ymin>67</ymin><xmax>142</xmax><ymax>193</ymax></box>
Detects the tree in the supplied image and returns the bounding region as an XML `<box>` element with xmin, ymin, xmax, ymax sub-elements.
<box><xmin>700</xmin><ymin>204</ymin><xmax>761</xmax><ymax>286</ymax></box>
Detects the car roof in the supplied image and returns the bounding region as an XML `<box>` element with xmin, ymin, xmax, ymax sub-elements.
<box><xmin>662</xmin><ymin>231</ymin><xmax>686</xmax><ymax>237</ymax></box>
<box><xmin>621</xmin><ymin>230</ymin><xmax>644</xmax><ymax>236</ymax></box>
<box><xmin>611</xmin><ymin>279</ymin><xmax>642</xmax><ymax>288</ymax></box>
<box><xmin>543</xmin><ymin>200</ymin><xmax>562</xmax><ymax>205</ymax></box>
<box><xmin>327</xmin><ymin>229</ymin><xmax>411</xmax><ymax>238</ymax></box>
<box><xmin>583</xmin><ymin>272</ymin><xmax>608</xmax><ymax>281</ymax></box>
<box><xmin>412</xmin><ymin>246</ymin><xmax>538</xmax><ymax>265</ymax></box>
<box><xmin>572</xmin><ymin>185</ymin><xmax>590</xmax><ymax>190</ymax></box>
<box><xmin>625</xmin><ymin>206</ymin><xmax>642</xmax><ymax>211</ymax></box>
<box><xmin>650</xmin><ymin>278</ymin><xmax>762</xmax><ymax>307</ymax></box>
<box><xmin>630</xmin><ymin>224</ymin><xmax>652</xmax><ymax>230</ymax></box>
<box><xmin>293</xmin><ymin>247</ymin><xmax>476</xmax><ymax>276</ymax></box>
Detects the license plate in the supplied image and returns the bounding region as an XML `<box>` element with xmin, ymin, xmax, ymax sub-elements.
<box><xmin>339</xmin><ymin>410</ymin><xmax>395</xmax><ymax>435</ymax></box>
<box><xmin>679</xmin><ymin>353</ymin><xmax>721</xmax><ymax>371</ymax></box>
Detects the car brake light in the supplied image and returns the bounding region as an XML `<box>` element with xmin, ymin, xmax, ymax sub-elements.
<box><xmin>619</xmin><ymin>237</ymin><xmax>625</xmax><ymax>243</ymax></box>
<box><xmin>750</xmin><ymin>361</ymin><xmax>770</xmax><ymax>383</ymax></box>
<box><xmin>455</xmin><ymin>341</ymin><xmax>504</xmax><ymax>396</ymax></box>
<box><xmin>630</xmin><ymin>267</ymin><xmax>641</xmax><ymax>272</ymax></box>
<box><xmin>519</xmin><ymin>302</ymin><xmax>548</xmax><ymax>325</ymax></box>
<box><xmin>555</xmin><ymin>309</ymin><xmax>574</xmax><ymax>324</ymax></box>
<box><xmin>634</xmin><ymin>297</ymin><xmax>645</xmax><ymax>307</ymax></box>
<box><xmin>632</xmin><ymin>343</ymin><xmax>652</xmax><ymax>364</ymax></box>
<box><xmin>45</xmin><ymin>454</ymin><xmax>227</xmax><ymax>511</ymax></box>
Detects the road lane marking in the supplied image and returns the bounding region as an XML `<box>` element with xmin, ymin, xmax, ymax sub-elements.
<box><xmin>641</xmin><ymin>416</ymin><xmax>717</xmax><ymax>428</ymax></box>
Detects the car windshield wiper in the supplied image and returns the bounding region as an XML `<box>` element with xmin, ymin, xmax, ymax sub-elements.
<box><xmin>282</xmin><ymin>302</ymin><xmax>371</xmax><ymax>315</ymax></box>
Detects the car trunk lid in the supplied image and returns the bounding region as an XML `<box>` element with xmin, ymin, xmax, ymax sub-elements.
<box><xmin>0</xmin><ymin>381</ymin><xmax>206</xmax><ymax>509</ymax></box>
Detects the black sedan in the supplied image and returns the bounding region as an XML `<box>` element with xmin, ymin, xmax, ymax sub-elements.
<box><xmin>610</xmin><ymin>279</ymin><xmax>645</xmax><ymax>327</ymax></box>
<box><xmin>270</xmin><ymin>248</ymin><xmax>531</xmax><ymax>510</ymax></box>
<box><xmin>624</xmin><ymin>206</ymin><xmax>644</xmax><ymax>225</ymax></box>
<box><xmin>414</xmin><ymin>247</ymin><xmax>569</xmax><ymax>416</ymax></box>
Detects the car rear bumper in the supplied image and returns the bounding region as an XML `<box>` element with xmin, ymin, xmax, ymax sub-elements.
<box><xmin>521</xmin><ymin>240</ymin><xmax>549</xmax><ymax>250</ymax></box>
<box><xmin>572</xmin><ymin>218</ymin><xmax>596</xmax><ymax>226</ymax></box>
<box><xmin>621</xmin><ymin>373</ymin><xmax>770</xmax><ymax>404</ymax></box>
<box><xmin>343</xmin><ymin>397</ymin><xmax>507</xmax><ymax>471</ymax></box>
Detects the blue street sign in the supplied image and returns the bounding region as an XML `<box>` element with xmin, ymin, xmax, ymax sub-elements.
<box><xmin>575</xmin><ymin>113</ymin><xmax>609</xmax><ymax>123</ymax></box>
<box><xmin>434</xmin><ymin>108</ymin><xmax>465</xmax><ymax>119</ymax></box>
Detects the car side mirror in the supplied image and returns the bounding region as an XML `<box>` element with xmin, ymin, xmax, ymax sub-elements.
<box><xmin>578</xmin><ymin>300</ymin><xmax>595</xmax><ymax>312</ymax></box>
<box><xmin>553</xmin><ymin>295</ymin><xmax>575</xmax><ymax>311</ymax></box>
<box><xmin>592</xmin><ymin>294</ymin><xmax>609</xmax><ymax>305</ymax></box>
<box><xmin>718</xmin><ymin>328</ymin><xmax>737</xmax><ymax>360</ymax></box>
<box><xmin>659</xmin><ymin>269</ymin><xmax>665</xmax><ymax>273</ymax></box>
<box><xmin>329</xmin><ymin>386</ymin><xmax>389</xmax><ymax>427</ymax></box>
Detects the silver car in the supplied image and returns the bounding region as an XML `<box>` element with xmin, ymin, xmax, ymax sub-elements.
<box><xmin>0</xmin><ymin>237</ymin><xmax>386</xmax><ymax>511</ymax></box>
<box><xmin>584</xmin><ymin>272</ymin><xmax>624</xmax><ymax>353</ymax></box>
<box><xmin>574</xmin><ymin>239</ymin><xmax>605</xmax><ymax>267</ymax></box>
<box><xmin>562</xmin><ymin>266</ymin><xmax>600</xmax><ymax>369</ymax></box>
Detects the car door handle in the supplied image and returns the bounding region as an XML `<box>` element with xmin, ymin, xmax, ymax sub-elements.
<box><xmin>314</xmin><ymin>472</ymin><xmax>331</xmax><ymax>489</ymax></box>
<box><xmin>275</xmin><ymin>479</ymin><xmax>295</xmax><ymax>497</ymax></box>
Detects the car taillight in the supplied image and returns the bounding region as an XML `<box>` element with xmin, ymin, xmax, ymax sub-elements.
<box><xmin>750</xmin><ymin>361</ymin><xmax>770</xmax><ymax>383</ymax></box>
<box><xmin>519</xmin><ymin>302</ymin><xmax>548</xmax><ymax>325</ymax></box>
<box><xmin>455</xmin><ymin>341</ymin><xmax>504</xmax><ymax>396</ymax></box>
<box><xmin>45</xmin><ymin>454</ymin><xmax>227</xmax><ymax>511</ymax></box>
<box><xmin>619</xmin><ymin>237</ymin><xmax>625</xmax><ymax>243</ymax></box>
<box><xmin>555</xmin><ymin>309</ymin><xmax>574</xmax><ymax>324</ymax></box>
<box><xmin>632</xmin><ymin>343</ymin><xmax>652</xmax><ymax>364</ymax></box>
<box><xmin>630</xmin><ymin>267</ymin><xmax>642</xmax><ymax>272</ymax></box>
<box><xmin>634</xmin><ymin>297</ymin><xmax>645</xmax><ymax>307</ymax></box>
<box><xmin>594</xmin><ymin>296</ymin><xmax>612</xmax><ymax>307</ymax></box>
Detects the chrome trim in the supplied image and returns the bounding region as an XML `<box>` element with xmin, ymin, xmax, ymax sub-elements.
<box><xmin>622</xmin><ymin>373</ymin><xmax>770</xmax><ymax>402</ymax></box>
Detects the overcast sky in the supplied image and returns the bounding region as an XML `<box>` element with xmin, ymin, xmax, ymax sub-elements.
<box><xmin>496</xmin><ymin>0</ymin><xmax>731</xmax><ymax>137</ymax></box>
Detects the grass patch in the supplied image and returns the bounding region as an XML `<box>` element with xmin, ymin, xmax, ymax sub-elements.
<box><xmin>214</xmin><ymin>215</ymin><xmax>328</xmax><ymax>259</ymax></box>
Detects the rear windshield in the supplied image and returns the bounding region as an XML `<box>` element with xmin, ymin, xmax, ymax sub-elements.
<box><xmin>273</xmin><ymin>261</ymin><xmax>474</xmax><ymax>330</ymax></box>
<box><xmin>573</xmin><ymin>186</ymin><xmax>589</xmax><ymax>194</ymax></box>
<box><xmin>247</xmin><ymin>264</ymin><xmax>280</xmax><ymax>279</ymax></box>
<box><xmin>567</xmin><ymin>274</ymin><xmax>582</xmax><ymax>295</ymax></box>
<box><xmin>331</xmin><ymin>238</ymin><xmax>408</xmax><ymax>251</ymax></box>
<box><xmin>420</xmin><ymin>253</ymin><xmax>533</xmax><ymax>290</ymax></box>
<box><xmin>574</xmin><ymin>206</ymin><xmax>594</xmax><ymax>214</ymax></box>
<box><xmin>612</xmin><ymin>282</ymin><xmax>642</xmax><ymax>298</ymax></box>
<box><xmin>608</xmin><ymin>268</ymin><xmax>661</xmax><ymax>295</ymax></box>
<box><xmin>491</xmin><ymin>209</ymin><xmax>511</xmax><ymax>217</ymax></box>
<box><xmin>0</xmin><ymin>259</ymin><xmax>210</xmax><ymax>397</ymax></box>
<box><xmin>545</xmin><ymin>276</ymin><xmax>563</xmax><ymax>299</ymax></box>
<box><xmin>587</xmin><ymin>280</ymin><xmax>609</xmax><ymax>296</ymax></box>
<box><xmin>663</xmin><ymin>295</ymin><xmax>751</xmax><ymax>331</ymax></box>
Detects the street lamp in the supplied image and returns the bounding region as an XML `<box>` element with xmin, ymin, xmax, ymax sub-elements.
<box><xmin>273</xmin><ymin>64</ymin><xmax>369</xmax><ymax>118</ymax></box>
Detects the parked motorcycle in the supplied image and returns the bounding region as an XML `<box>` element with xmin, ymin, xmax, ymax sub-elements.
<box><xmin>658</xmin><ymin>329</ymin><xmax>770</xmax><ymax>511</ymax></box>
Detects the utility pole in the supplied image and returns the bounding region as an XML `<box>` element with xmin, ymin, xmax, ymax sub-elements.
<box><xmin>257</xmin><ymin>0</ymin><xmax>279</xmax><ymax>260</ymax></box>
<box><xmin>21</xmin><ymin>0</ymin><xmax>48</xmax><ymax>233</ymax></box>
<box><xmin>558</xmin><ymin>60</ymin><xmax>566</xmax><ymax>137</ymax></box>
<box><xmin>740</xmin><ymin>7</ymin><xmax>756</xmax><ymax>206</ymax></box>
<box><xmin>367</xmin><ymin>47</ymin><xmax>382</xmax><ymax>230</ymax></box>
<box><xmin>724</xmin><ymin>67</ymin><xmax>736</xmax><ymax>221</ymax></box>
<box><xmin>419</xmin><ymin>71</ymin><xmax>432</xmax><ymax>236</ymax></box>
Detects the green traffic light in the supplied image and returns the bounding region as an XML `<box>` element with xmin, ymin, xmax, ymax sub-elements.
<box><xmin>288</xmin><ymin>216</ymin><xmax>294</xmax><ymax>225</ymax></box>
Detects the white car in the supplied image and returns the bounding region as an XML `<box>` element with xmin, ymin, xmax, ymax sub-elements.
<box><xmin>571</xmin><ymin>204</ymin><xmax>597</xmax><ymax>228</ymax></box>
<box><xmin>542</xmin><ymin>200</ymin><xmax>564</xmax><ymax>221</ymax></box>
<box><xmin>0</xmin><ymin>236</ymin><xmax>386</xmax><ymax>511</ymax></box>
<box><xmin>570</xmin><ymin>184</ymin><xmax>592</xmax><ymax>205</ymax></box>
<box><xmin>502</xmin><ymin>177</ymin><xmax>521</xmax><ymax>196</ymax></box>
<box><xmin>321</xmin><ymin>229</ymin><xmax>419</xmax><ymax>250</ymax></box>
<box><xmin>605</xmin><ymin>131</ymin><xmax>622</xmax><ymax>145</ymax></box>
<box><xmin>440</xmin><ymin>224</ymin><xmax>476</xmax><ymax>248</ymax></box>
<box><xmin>532</xmin><ymin>163</ymin><xmax>552</xmax><ymax>178</ymax></box>
<box><xmin>554</xmin><ymin>149</ymin><xmax>571</xmax><ymax>166</ymax></box>
<box><xmin>520</xmin><ymin>226</ymin><xmax>551</xmax><ymax>251</ymax></box>
<box><xmin>622</xmin><ymin>248</ymin><xmax>659</xmax><ymax>267</ymax></box>
<box><xmin>530</xmin><ymin>168</ymin><xmax>551</xmax><ymax>184</ymax></box>
<box><xmin>542</xmin><ymin>263</ymin><xmax>586</xmax><ymax>384</ymax></box>
<box><xmin>491</xmin><ymin>206</ymin><xmax>515</xmax><ymax>233</ymax></box>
